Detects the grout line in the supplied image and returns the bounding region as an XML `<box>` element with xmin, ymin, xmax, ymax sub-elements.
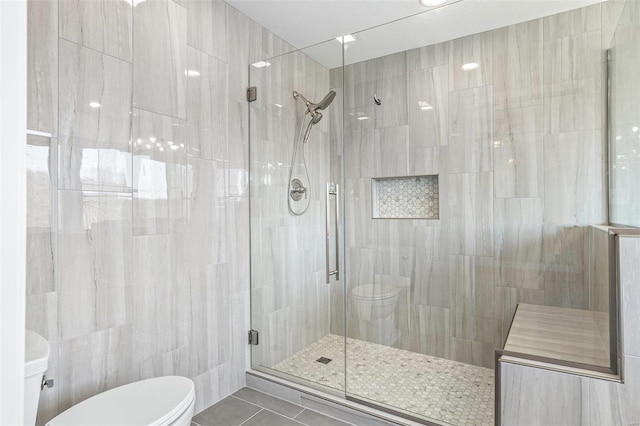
<box><xmin>231</xmin><ymin>394</ymin><xmax>306</xmax><ymax>420</ymax></box>
<box><xmin>237</xmin><ymin>408</ymin><xmax>264</xmax><ymax>426</ymax></box>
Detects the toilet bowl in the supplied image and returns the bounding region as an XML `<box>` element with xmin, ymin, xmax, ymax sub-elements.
<box><xmin>46</xmin><ymin>376</ymin><xmax>195</xmax><ymax>426</ymax></box>
<box><xmin>352</xmin><ymin>283</ymin><xmax>400</xmax><ymax>321</ymax></box>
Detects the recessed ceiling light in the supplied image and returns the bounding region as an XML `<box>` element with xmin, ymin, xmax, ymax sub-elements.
<box><xmin>274</xmin><ymin>104</ymin><xmax>283</xmax><ymax>108</ymax></box>
<box><xmin>418</xmin><ymin>101</ymin><xmax>433</xmax><ymax>110</ymax></box>
<box><xmin>89</xmin><ymin>101</ymin><xmax>101</xmax><ymax>108</ymax></box>
<box><xmin>461</xmin><ymin>62</ymin><xmax>479</xmax><ymax>71</ymax></box>
<box><xmin>419</xmin><ymin>0</ymin><xmax>447</xmax><ymax>6</ymax></box>
<box><xmin>632</xmin><ymin>126</ymin><xmax>639</xmax><ymax>132</ymax></box>
<box><xmin>336</xmin><ymin>35</ymin><xmax>356</xmax><ymax>44</ymax></box>
<box><xmin>185</xmin><ymin>69</ymin><xmax>200</xmax><ymax>77</ymax></box>
<box><xmin>251</xmin><ymin>61</ymin><xmax>271</xmax><ymax>68</ymax></box>
<box><xmin>357</xmin><ymin>116</ymin><xmax>369</xmax><ymax>121</ymax></box>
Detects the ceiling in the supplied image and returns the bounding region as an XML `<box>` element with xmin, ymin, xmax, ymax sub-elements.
<box><xmin>226</xmin><ymin>0</ymin><xmax>605</xmax><ymax>68</ymax></box>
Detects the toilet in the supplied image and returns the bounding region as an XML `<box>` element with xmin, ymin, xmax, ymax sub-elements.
<box><xmin>352</xmin><ymin>283</ymin><xmax>400</xmax><ymax>346</ymax></box>
<box><xmin>46</xmin><ymin>376</ymin><xmax>195</xmax><ymax>426</ymax></box>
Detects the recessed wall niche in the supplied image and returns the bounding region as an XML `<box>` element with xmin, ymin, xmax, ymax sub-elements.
<box><xmin>372</xmin><ymin>175</ymin><xmax>439</xmax><ymax>219</ymax></box>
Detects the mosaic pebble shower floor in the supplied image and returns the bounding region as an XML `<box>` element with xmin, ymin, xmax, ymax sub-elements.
<box><xmin>274</xmin><ymin>335</ymin><xmax>494</xmax><ymax>426</ymax></box>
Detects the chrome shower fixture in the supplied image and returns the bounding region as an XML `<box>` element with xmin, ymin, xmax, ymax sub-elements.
<box><xmin>293</xmin><ymin>90</ymin><xmax>336</xmax><ymax>124</ymax></box>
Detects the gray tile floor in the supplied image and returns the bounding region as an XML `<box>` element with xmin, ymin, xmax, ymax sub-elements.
<box><xmin>193</xmin><ymin>387</ymin><xmax>353</xmax><ymax>426</ymax></box>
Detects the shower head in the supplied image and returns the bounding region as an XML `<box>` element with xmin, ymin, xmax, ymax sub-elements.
<box><xmin>293</xmin><ymin>90</ymin><xmax>337</xmax><ymax>116</ymax></box>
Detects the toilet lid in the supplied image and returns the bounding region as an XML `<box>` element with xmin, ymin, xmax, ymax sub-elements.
<box><xmin>47</xmin><ymin>376</ymin><xmax>195</xmax><ymax>426</ymax></box>
<box><xmin>352</xmin><ymin>283</ymin><xmax>399</xmax><ymax>300</ymax></box>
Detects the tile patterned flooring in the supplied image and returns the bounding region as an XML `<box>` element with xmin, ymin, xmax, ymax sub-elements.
<box><xmin>193</xmin><ymin>387</ymin><xmax>351</xmax><ymax>426</ymax></box>
<box><xmin>274</xmin><ymin>335</ymin><xmax>495</xmax><ymax>426</ymax></box>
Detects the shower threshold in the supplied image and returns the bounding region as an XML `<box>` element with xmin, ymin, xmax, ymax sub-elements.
<box><xmin>252</xmin><ymin>335</ymin><xmax>495</xmax><ymax>426</ymax></box>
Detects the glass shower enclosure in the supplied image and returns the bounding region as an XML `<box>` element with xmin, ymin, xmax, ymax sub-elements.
<box><xmin>249</xmin><ymin>2</ymin><xmax>613</xmax><ymax>424</ymax></box>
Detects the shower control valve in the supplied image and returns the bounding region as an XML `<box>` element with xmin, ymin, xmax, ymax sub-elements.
<box><xmin>290</xmin><ymin>179</ymin><xmax>308</xmax><ymax>201</ymax></box>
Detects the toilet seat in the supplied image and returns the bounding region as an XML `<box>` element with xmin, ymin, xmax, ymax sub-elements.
<box><xmin>352</xmin><ymin>283</ymin><xmax>399</xmax><ymax>300</ymax></box>
<box><xmin>46</xmin><ymin>376</ymin><xmax>195</xmax><ymax>426</ymax></box>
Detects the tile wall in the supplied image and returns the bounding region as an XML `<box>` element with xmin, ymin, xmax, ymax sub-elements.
<box><xmin>500</xmin><ymin>232</ymin><xmax>640</xmax><ymax>425</ymax></box>
<box><xmin>335</xmin><ymin>3</ymin><xmax>609</xmax><ymax>368</ymax></box>
<box><xmin>26</xmin><ymin>0</ymin><xmax>295</xmax><ymax>423</ymax></box>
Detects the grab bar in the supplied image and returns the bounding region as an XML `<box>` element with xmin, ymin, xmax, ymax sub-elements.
<box><xmin>326</xmin><ymin>183</ymin><xmax>339</xmax><ymax>283</ymax></box>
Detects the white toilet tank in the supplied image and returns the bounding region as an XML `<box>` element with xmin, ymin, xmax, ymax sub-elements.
<box><xmin>25</xmin><ymin>330</ymin><xmax>50</xmax><ymax>426</ymax></box>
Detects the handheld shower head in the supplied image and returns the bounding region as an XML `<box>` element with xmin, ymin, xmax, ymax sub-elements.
<box><xmin>293</xmin><ymin>90</ymin><xmax>337</xmax><ymax>116</ymax></box>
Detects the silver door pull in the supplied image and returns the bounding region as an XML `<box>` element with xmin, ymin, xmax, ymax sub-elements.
<box><xmin>326</xmin><ymin>183</ymin><xmax>340</xmax><ymax>283</ymax></box>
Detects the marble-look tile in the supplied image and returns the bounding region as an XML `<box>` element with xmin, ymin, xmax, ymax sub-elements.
<box><xmin>588</xmin><ymin>355</ymin><xmax>640</xmax><ymax>425</ymax></box>
<box><xmin>411</xmin><ymin>226</ymin><xmax>449</xmax><ymax>308</ymax></box>
<box><xmin>619</xmin><ymin>236</ymin><xmax>640</xmax><ymax>357</ymax></box>
<box><xmin>228</xmin><ymin>99</ymin><xmax>248</xmax><ymax>196</ymax></box>
<box><xmin>228</xmin><ymin>198</ymin><xmax>249</xmax><ymax>295</ymax></box>
<box><xmin>493</xmin><ymin>19</ymin><xmax>543</xmax><ymax>110</ymax></box>
<box><xmin>543</xmin><ymin>31</ymin><xmax>603</xmax><ymax>133</ymax></box>
<box><xmin>542</xmin><ymin>224</ymin><xmax>588</xmax><ymax>309</ymax></box>
<box><xmin>544</xmin><ymin>31</ymin><xmax>603</xmax><ymax>98</ymax></box>
<box><xmin>543</xmin><ymin>3</ymin><xmax>601</xmax><ymax>41</ymax></box>
<box><xmin>133</xmin><ymin>109</ymin><xmax>187</xmax><ymax>235</ymax></box>
<box><xmin>26</xmin><ymin>135</ymin><xmax>56</xmax><ymax>296</ymax></box>
<box><xmin>58</xmin><ymin>191</ymin><xmax>132</xmax><ymax>340</ymax></box>
<box><xmin>407</xmin><ymin>65</ymin><xmax>448</xmax><ymax>147</ymax></box>
<box><xmin>494</xmin><ymin>286</ymin><xmax>544</xmax><ymax>344</ymax></box>
<box><xmin>133</xmin><ymin>0</ymin><xmax>187</xmax><ymax>119</ymax></box>
<box><xmin>449</xmin><ymin>255</ymin><xmax>495</xmax><ymax>340</ymax></box>
<box><xmin>374</xmin><ymin>58</ymin><xmax>408</xmax><ymax>128</ymax></box>
<box><xmin>448</xmin><ymin>86</ymin><xmax>493</xmax><ymax>173</ymax></box>
<box><xmin>58</xmin><ymin>39</ymin><xmax>132</xmax><ymax>192</ymax></box>
<box><xmin>543</xmin><ymin>131</ymin><xmax>605</xmax><ymax>226</ymax></box>
<box><xmin>373</xmin><ymin>125</ymin><xmax>408</xmax><ymax>177</ymax></box>
<box><xmin>494</xmin><ymin>104</ymin><xmax>543</xmax><ymax>136</ymax></box>
<box><xmin>410</xmin><ymin>305</ymin><xmax>450</xmax><ymax>358</ymax></box>
<box><xmin>494</xmin><ymin>132</ymin><xmax>543</xmax><ymax>199</ymax></box>
<box><xmin>131</xmin><ymin>233</ymin><xmax>189</xmax><ymax>364</ymax></box>
<box><xmin>494</xmin><ymin>198</ymin><xmax>544</xmax><ymax>289</ymax></box>
<box><xmin>500</xmin><ymin>362</ymin><xmax>589</xmax><ymax>425</ymax></box>
<box><xmin>449</xmin><ymin>32</ymin><xmax>493</xmax><ymax>90</ymax></box>
<box><xmin>449</xmin><ymin>337</ymin><xmax>495</xmax><ymax>369</ymax></box>
<box><xmin>343</xmin><ymin>60</ymin><xmax>376</xmax><ymax>111</ymax></box>
<box><xmin>27</xmin><ymin>0</ymin><xmax>58</xmax><ymax>135</ymax></box>
<box><xmin>59</xmin><ymin>0</ymin><xmax>132</xmax><ymax>61</ymax></box>
<box><xmin>227</xmin><ymin>4</ymin><xmax>262</xmax><ymax>102</ymax></box>
<box><xmin>601</xmin><ymin>0</ymin><xmax>627</xmax><ymax>49</ymax></box>
<box><xmin>187</xmin><ymin>47</ymin><xmax>228</xmax><ymax>161</ymax></box>
<box><xmin>406</xmin><ymin>41</ymin><xmax>449</xmax><ymax>71</ymax></box>
<box><xmin>344</xmin><ymin>107</ymin><xmax>375</xmax><ymax>178</ymax></box>
<box><xmin>449</xmin><ymin>172</ymin><xmax>493</xmax><ymax>257</ymax></box>
<box><xmin>58</xmin><ymin>325</ymin><xmax>134</xmax><ymax>411</ymax></box>
<box><xmin>344</xmin><ymin>180</ymin><xmax>375</xmax><ymax>249</ymax></box>
<box><xmin>185</xmin><ymin>158</ymin><xmax>228</xmax><ymax>267</ymax></box>
<box><xmin>187</xmin><ymin>0</ymin><xmax>226</xmax><ymax>61</ymax></box>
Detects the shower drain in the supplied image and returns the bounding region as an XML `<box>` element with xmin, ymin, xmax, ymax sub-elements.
<box><xmin>316</xmin><ymin>357</ymin><xmax>332</xmax><ymax>364</ymax></box>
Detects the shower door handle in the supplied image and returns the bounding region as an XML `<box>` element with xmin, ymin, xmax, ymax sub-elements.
<box><xmin>326</xmin><ymin>183</ymin><xmax>339</xmax><ymax>284</ymax></box>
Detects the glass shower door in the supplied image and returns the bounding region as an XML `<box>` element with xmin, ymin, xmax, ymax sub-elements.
<box><xmin>248</xmin><ymin>40</ymin><xmax>345</xmax><ymax>393</ymax></box>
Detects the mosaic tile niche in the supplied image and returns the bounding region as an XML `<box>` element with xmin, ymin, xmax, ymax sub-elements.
<box><xmin>372</xmin><ymin>175</ymin><xmax>439</xmax><ymax>219</ymax></box>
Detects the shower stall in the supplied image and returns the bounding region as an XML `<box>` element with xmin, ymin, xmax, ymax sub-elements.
<box><xmin>249</xmin><ymin>2</ymin><xmax>612</xmax><ymax>424</ymax></box>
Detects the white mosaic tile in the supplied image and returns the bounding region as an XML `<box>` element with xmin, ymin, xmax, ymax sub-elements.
<box><xmin>373</xmin><ymin>175</ymin><xmax>439</xmax><ymax>219</ymax></box>
<box><xmin>274</xmin><ymin>335</ymin><xmax>494</xmax><ymax>426</ymax></box>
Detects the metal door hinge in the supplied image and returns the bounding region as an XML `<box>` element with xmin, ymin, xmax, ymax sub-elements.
<box><xmin>248</xmin><ymin>329</ymin><xmax>259</xmax><ymax>345</ymax></box>
<box><xmin>247</xmin><ymin>86</ymin><xmax>257</xmax><ymax>102</ymax></box>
